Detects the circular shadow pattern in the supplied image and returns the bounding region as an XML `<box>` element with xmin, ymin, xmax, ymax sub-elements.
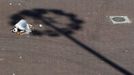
<box><xmin>10</xmin><ymin>8</ymin><xmax>84</xmax><ymax>36</ymax></box>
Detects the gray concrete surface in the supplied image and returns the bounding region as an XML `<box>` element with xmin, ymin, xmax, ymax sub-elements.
<box><xmin>0</xmin><ymin>0</ymin><xmax>134</xmax><ymax>75</ymax></box>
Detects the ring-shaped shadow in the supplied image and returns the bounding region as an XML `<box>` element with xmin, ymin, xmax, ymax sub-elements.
<box><xmin>10</xmin><ymin>8</ymin><xmax>83</xmax><ymax>36</ymax></box>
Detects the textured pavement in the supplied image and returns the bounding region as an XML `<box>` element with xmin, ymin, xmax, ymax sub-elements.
<box><xmin>0</xmin><ymin>0</ymin><xmax>134</xmax><ymax>75</ymax></box>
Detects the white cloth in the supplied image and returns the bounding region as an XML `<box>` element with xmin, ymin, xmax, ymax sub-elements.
<box><xmin>15</xmin><ymin>19</ymin><xmax>31</xmax><ymax>34</ymax></box>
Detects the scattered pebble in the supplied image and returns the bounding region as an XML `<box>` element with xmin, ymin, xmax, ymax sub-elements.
<box><xmin>18</xmin><ymin>56</ymin><xmax>23</xmax><ymax>59</ymax></box>
<box><xmin>39</xmin><ymin>24</ymin><xmax>43</xmax><ymax>27</ymax></box>
<box><xmin>18</xmin><ymin>3</ymin><xmax>21</xmax><ymax>6</ymax></box>
<box><xmin>9</xmin><ymin>3</ymin><xmax>12</xmax><ymax>5</ymax></box>
<box><xmin>124</xmin><ymin>50</ymin><xmax>129</xmax><ymax>53</ymax></box>
<box><xmin>12</xmin><ymin>73</ymin><xmax>16</xmax><ymax>75</ymax></box>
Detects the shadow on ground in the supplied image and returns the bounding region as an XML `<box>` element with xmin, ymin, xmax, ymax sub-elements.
<box><xmin>10</xmin><ymin>8</ymin><xmax>83</xmax><ymax>36</ymax></box>
<box><xmin>9</xmin><ymin>8</ymin><xmax>133</xmax><ymax>75</ymax></box>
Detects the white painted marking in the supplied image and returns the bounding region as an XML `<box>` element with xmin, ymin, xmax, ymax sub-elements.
<box><xmin>109</xmin><ymin>16</ymin><xmax>132</xmax><ymax>24</ymax></box>
<box><xmin>18</xmin><ymin>3</ymin><xmax>21</xmax><ymax>6</ymax></box>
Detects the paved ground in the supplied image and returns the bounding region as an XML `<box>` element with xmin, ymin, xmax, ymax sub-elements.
<box><xmin>0</xmin><ymin>0</ymin><xmax>134</xmax><ymax>75</ymax></box>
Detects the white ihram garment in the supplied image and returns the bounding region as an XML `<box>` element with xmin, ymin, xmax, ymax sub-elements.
<box><xmin>15</xmin><ymin>19</ymin><xmax>31</xmax><ymax>34</ymax></box>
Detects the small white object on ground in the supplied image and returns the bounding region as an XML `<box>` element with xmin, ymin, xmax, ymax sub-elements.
<box><xmin>12</xmin><ymin>73</ymin><xmax>15</xmax><ymax>75</ymax></box>
<box><xmin>9</xmin><ymin>3</ymin><xmax>12</xmax><ymax>5</ymax></box>
<box><xmin>39</xmin><ymin>24</ymin><xmax>43</xmax><ymax>27</ymax></box>
<box><xmin>19</xmin><ymin>56</ymin><xmax>23</xmax><ymax>59</ymax></box>
<box><xmin>18</xmin><ymin>3</ymin><xmax>21</xmax><ymax>6</ymax></box>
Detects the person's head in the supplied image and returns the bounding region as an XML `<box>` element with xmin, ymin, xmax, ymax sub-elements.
<box><xmin>11</xmin><ymin>27</ymin><xmax>18</xmax><ymax>33</ymax></box>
